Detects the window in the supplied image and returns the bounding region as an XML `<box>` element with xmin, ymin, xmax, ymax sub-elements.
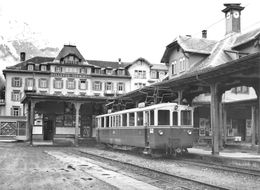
<box><xmin>129</xmin><ymin>112</ymin><xmax>135</xmax><ymax>126</ymax></box>
<box><xmin>66</xmin><ymin>79</ymin><xmax>75</xmax><ymax>89</ymax></box>
<box><xmin>39</xmin><ymin>79</ymin><xmax>48</xmax><ymax>88</ymax></box>
<box><xmin>105</xmin><ymin>82</ymin><xmax>113</xmax><ymax>91</ymax></box>
<box><xmin>158</xmin><ymin>110</ymin><xmax>170</xmax><ymax>125</ymax></box>
<box><xmin>80</xmin><ymin>68</ymin><xmax>85</xmax><ymax>74</ymax></box>
<box><xmin>106</xmin><ymin>116</ymin><xmax>109</xmax><ymax>127</ymax></box>
<box><xmin>95</xmin><ymin>68</ymin><xmax>101</xmax><ymax>74</ymax></box>
<box><xmin>101</xmin><ymin>117</ymin><xmax>104</xmax><ymax>128</ymax></box>
<box><xmin>172</xmin><ymin>61</ymin><xmax>177</xmax><ymax>75</ymax></box>
<box><xmin>159</xmin><ymin>71</ymin><xmax>165</xmax><ymax>79</ymax></box>
<box><xmin>181</xmin><ymin>110</ymin><xmax>192</xmax><ymax>125</ymax></box>
<box><xmin>151</xmin><ymin>71</ymin><xmax>157</xmax><ymax>79</ymax></box>
<box><xmin>12</xmin><ymin>77</ymin><xmax>22</xmax><ymax>87</ymax></box>
<box><xmin>41</xmin><ymin>65</ymin><xmax>47</xmax><ymax>71</ymax></box>
<box><xmin>79</xmin><ymin>80</ymin><xmax>87</xmax><ymax>90</ymax></box>
<box><xmin>106</xmin><ymin>69</ymin><xmax>112</xmax><ymax>75</ymax></box>
<box><xmin>93</xmin><ymin>81</ymin><xmax>102</xmax><ymax>91</ymax></box>
<box><xmin>179</xmin><ymin>57</ymin><xmax>186</xmax><ymax>72</ymax></box>
<box><xmin>172</xmin><ymin>112</ymin><xmax>178</xmax><ymax>125</ymax></box>
<box><xmin>137</xmin><ymin>112</ymin><xmax>143</xmax><ymax>126</ymax></box>
<box><xmin>28</xmin><ymin>65</ymin><xmax>34</xmax><ymax>71</ymax></box>
<box><xmin>231</xmin><ymin>86</ymin><xmax>249</xmax><ymax>94</ymax></box>
<box><xmin>54</xmin><ymin>79</ymin><xmax>63</xmax><ymax>89</ymax></box>
<box><xmin>150</xmin><ymin>110</ymin><xmax>154</xmax><ymax>125</ymax></box>
<box><xmin>117</xmin><ymin>83</ymin><xmax>125</xmax><ymax>91</ymax></box>
<box><xmin>55</xmin><ymin>66</ymin><xmax>62</xmax><ymax>73</ymax></box>
<box><xmin>26</xmin><ymin>78</ymin><xmax>34</xmax><ymax>88</ymax></box>
<box><xmin>11</xmin><ymin>91</ymin><xmax>21</xmax><ymax>102</ymax></box>
<box><xmin>134</xmin><ymin>70</ymin><xmax>146</xmax><ymax>79</ymax></box>
<box><xmin>122</xmin><ymin>114</ymin><xmax>127</xmax><ymax>126</ymax></box>
<box><xmin>11</xmin><ymin>106</ymin><xmax>20</xmax><ymax>116</ymax></box>
<box><xmin>65</xmin><ymin>67</ymin><xmax>77</xmax><ymax>73</ymax></box>
<box><xmin>117</xmin><ymin>69</ymin><xmax>124</xmax><ymax>76</ymax></box>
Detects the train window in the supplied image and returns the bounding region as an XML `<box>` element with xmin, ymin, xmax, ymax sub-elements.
<box><xmin>158</xmin><ymin>110</ymin><xmax>170</xmax><ymax>125</ymax></box>
<box><xmin>172</xmin><ymin>112</ymin><xmax>178</xmax><ymax>125</ymax></box>
<box><xmin>101</xmin><ymin>117</ymin><xmax>104</xmax><ymax>128</ymax></box>
<box><xmin>106</xmin><ymin>116</ymin><xmax>109</xmax><ymax>127</ymax></box>
<box><xmin>129</xmin><ymin>112</ymin><xmax>135</xmax><ymax>126</ymax></box>
<box><xmin>122</xmin><ymin>114</ymin><xmax>127</xmax><ymax>126</ymax></box>
<box><xmin>150</xmin><ymin>110</ymin><xmax>154</xmax><ymax>125</ymax></box>
<box><xmin>181</xmin><ymin>110</ymin><xmax>192</xmax><ymax>125</ymax></box>
<box><xmin>137</xmin><ymin>112</ymin><xmax>143</xmax><ymax>126</ymax></box>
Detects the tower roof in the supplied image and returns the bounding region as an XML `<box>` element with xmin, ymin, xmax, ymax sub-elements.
<box><xmin>222</xmin><ymin>3</ymin><xmax>244</xmax><ymax>13</ymax></box>
<box><xmin>54</xmin><ymin>45</ymin><xmax>85</xmax><ymax>62</ymax></box>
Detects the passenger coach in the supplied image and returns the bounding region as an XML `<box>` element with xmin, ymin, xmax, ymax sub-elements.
<box><xmin>96</xmin><ymin>103</ymin><xmax>195</xmax><ymax>155</ymax></box>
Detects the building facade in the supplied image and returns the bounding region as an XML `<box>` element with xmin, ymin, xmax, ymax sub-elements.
<box><xmin>0</xmin><ymin>45</ymin><xmax>167</xmax><ymax>142</ymax></box>
<box><xmin>161</xmin><ymin>3</ymin><xmax>260</xmax><ymax>145</ymax></box>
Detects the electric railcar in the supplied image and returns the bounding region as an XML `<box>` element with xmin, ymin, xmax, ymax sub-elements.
<box><xmin>96</xmin><ymin>103</ymin><xmax>194</xmax><ymax>155</ymax></box>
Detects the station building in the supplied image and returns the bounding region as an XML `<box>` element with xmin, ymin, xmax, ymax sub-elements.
<box><xmin>160</xmin><ymin>3</ymin><xmax>260</xmax><ymax>146</ymax></box>
<box><xmin>0</xmin><ymin>45</ymin><xmax>167</xmax><ymax>144</ymax></box>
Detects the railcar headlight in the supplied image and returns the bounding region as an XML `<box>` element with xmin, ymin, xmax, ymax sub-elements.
<box><xmin>187</xmin><ymin>130</ymin><xmax>192</xmax><ymax>135</ymax></box>
<box><xmin>158</xmin><ymin>130</ymin><xmax>164</xmax><ymax>136</ymax></box>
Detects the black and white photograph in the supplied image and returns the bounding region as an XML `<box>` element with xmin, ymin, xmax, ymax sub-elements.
<box><xmin>0</xmin><ymin>0</ymin><xmax>260</xmax><ymax>189</ymax></box>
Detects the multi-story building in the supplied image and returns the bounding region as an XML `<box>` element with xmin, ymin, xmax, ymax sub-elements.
<box><xmin>161</xmin><ymin>3</ymin><xmax>260</xmax><ymax>144</ymax></box>
<box><xmin>0</xmin><ymin>44</ymin><xmax>167</xmax><ymax>142</ymax></box>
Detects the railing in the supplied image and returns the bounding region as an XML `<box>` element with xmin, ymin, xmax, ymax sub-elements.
<box><xmin>24</xmin><ymin>86</ymin><xmax>36</xmax><ymax>92</ymax></box>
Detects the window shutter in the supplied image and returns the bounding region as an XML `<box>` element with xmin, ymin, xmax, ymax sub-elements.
<box><xmin>53</xmin><ymin>80</ymin><xmax>55</xmax><ymax>88</ymax></box>
<box><xmin>11</xmin><ymin>92</ymin><xmax>14</xmax><ymax>101</ymax></box>
<box><xmin>122</xmin><ymin>83</ymin><xmax>125</xmax><ymax>91</ymax></box>
<box><xmin>100</xmin><ymin>82</ymin><xmax>102</xmax><ymax>91</ymax></box>
<box><xmin>86</xmin><ymin>81</ymin><xmax>88</xmax><ymax>90</ymax></box>
<box><xmin>46</xmin><ymin>79</ymin><xmax>48</xmax><ymax>88</ymax></box>
<box><xmin>66</xmin><ymin>80</ymin><xmax>68</xmax><ymax>89</ymax></box>
<box><xmin>38</xmin><ymin>79</ymin><xmax>41</xmax><ymax>88</ymax></box>
<box><xmin>10</xmin><ymin>107</ymin><xmax>13</xmax><ymax>116</ymax></box>
<box><xmin>92</xmin><ymin>82</ymin><xmax>95</xmax><ymax>90</ymax></box>
<box><xmin>111</xmin><ymin>83</ymin><xmax>114</xmax><ymax>91</ymax></box>
<box><xmin>78</xmin><ymin>80</ymin><xmax>81</xmax><ymax>90</ymax></box>
<box><xmin>18</xmin><ymin>107</ymin><xmax>21</xmax><ymax>116</ymax></box>
<box><xmin>19</xmin><ymin>78</ymin><xmax>22</xmax><ymax>87</ymax></box>
<box><xmin>117</xmin><ymin>83</ymin><xmax>119</xmax><ymax>91</ymax></box>
<box><xmin>12</xmin><ymin>78</ymin><xmax>15</xmax><ymax>87</ymax></box>
<box><xmin>73</xmin><ymin>80</ymin><xmax>76</xmax><ymax>89</ymax></box>
<box><xmin>61</xmin><ymin>80</ymin><xmax>63</xmax><ymax>89</ymax></box>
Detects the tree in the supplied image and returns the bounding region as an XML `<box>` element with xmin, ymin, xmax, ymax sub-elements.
<box><xmin>0</xmin><ymin>76</ymin><xmax>5</xmax><ymax>99</ymax></box>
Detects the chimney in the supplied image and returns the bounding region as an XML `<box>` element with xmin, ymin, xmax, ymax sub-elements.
<box><xmin>20</xmin><ymin>52</ymin><xmax>26</xmax><ymax>62</ymax></box>
<box><xmin>202</xmin><ymin>30</ymin><xmax>207</xmax><ymax>38</ymax></box>
<box><xmin>118</xmin><ymin>58</ymin><xmax>121</xmax><ymax>64</ymax></box>
<box><xmin>222</xmin><ymin>3</ymin><xmax>244</xmax><ymax>35</ymax></box>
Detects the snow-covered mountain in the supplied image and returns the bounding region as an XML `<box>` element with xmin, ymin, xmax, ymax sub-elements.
<box><xmin>0</xmin><ymin>18</ymin><xmax>59</xmax><ymax>77</ymax></box>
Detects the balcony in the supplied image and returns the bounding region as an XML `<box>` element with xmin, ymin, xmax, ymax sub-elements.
<box><xmin>24</xmin><ymin>86</ymin><xmax>36</xmax><ymax>93</ymax></box>
<box><xmin>116</xmin><ymin>90</ymin><xmax>125</xmax><ymax>95</ymax></box>
<box><xmin>0</xmin><ymin>99</ymin><xmax>5</xmax><ymax>106</ymax></box>
<box><xmin>104</xmin><ymin>90</ymin><xmax>115</xmax><ymax>95</ymax></box>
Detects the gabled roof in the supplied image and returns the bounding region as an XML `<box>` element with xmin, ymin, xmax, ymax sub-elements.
<box><xmin>161</xmin><ymin>35</ymin><xmax>217</xmax><ymax>63</ymax></box>
<box><xmin>125</xmin><ymin>57</ymin><xmax>152</xmax><ymax>69</ymax></box>
<box><xmin>151</xmin><ymin>64</ymin><xmax>167</xmax><ymax>70</ymax></box>
<box><xmin>232</xmin><ymin>27</ymin><xmax>260</xmax><ymax>49</ymax></box>
<box><xmin>54</xmin><ymin>45</ymin><xmax>85</xmax><ymax>62</ymax></box>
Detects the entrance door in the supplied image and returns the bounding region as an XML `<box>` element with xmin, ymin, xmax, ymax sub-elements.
<box><xmin>43</xmin><ymin>120</ymin><xmax>54</xmax><ymax>140</ymax></box>
<box><xmin>144</xmin><ymin>111</ymin><xmax>150</xmax><ymax>147</ymax></box>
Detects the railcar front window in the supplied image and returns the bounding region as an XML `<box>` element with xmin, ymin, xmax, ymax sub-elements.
<box><xmin>150</xmin><ymin>110</ymin><xmax>154</xmax><ymax>125</ymax></box>
<box><xmin>137</xmin><ymin>112</ymin><xmax>143</xmax><ymax>126</ymax></box>
<box><xmin>129</xmin><ymin>112</ymin><xmax>135</xmax><ymax>126</ymax></box>
<box><xmin>106</xmin><ymin>116</ymin><xmax>109</xmax><ymax>127</ymax></box>
<box><xmin>158</xmin><ymin>110</ymin><xmax>170</xmax><ymax>125</ymax></box>
<box><xmin>172</xmin><ymin>112</ymin><xmax>178</xmax><ymax>126</ymax></box>
<box><xmin>122</xmin><ymin>114</ymin><xmax>127</xmax><ymax>126</ymax></box>
<box><xmin>181</xmin><ymin>110</ymin><xmax>192</xmax><ymax>125</ymax></box>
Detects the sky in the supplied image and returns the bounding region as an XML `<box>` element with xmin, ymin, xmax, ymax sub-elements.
<box><xmin>0</xmin><ymin>0</ymin><xmax>260</xmax><ymax>64</ymax></box>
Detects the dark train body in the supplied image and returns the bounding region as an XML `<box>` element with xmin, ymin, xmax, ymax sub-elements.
<box><xmin>96</xmin><ymin>103</ymin><xmax>195</xmax><ymax>155</ymax></box>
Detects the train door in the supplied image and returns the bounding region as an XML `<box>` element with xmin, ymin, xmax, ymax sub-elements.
<box><xmin>144</xmin><ymin>111</ymin><xmax>150</xmax><ymax>147</ymax></box>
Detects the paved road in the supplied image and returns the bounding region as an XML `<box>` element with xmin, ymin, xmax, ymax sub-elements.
<box><xmin>0</xmin><ymin>142</ymin><xmax>117</xmax><ymax>190</ymax></box>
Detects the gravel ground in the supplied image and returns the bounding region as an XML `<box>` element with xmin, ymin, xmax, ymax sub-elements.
<box><xmin>79</xmin><ymin>146</ymin><xmax>260</xmax><ymax>190</ymax></box>
<box><xmin>0</xmin><ymin>142</ymin><xmax>117</xmax><ymax>190</ymax></box>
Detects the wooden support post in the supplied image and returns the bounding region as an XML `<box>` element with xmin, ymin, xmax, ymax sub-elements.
<box><xmin>29</xmin><ymin>101</ymin><xmax>35</xmax><ymax>146</ymax></box>
<box><xmin>74</xmin><ymin>102</ymin><xmax>81</xmax><ymax>146</ymax></box>
<box><xmin>223</xmin><ymin>106</ymin><xmax>227</xmax><ymax>145</ymax></box>
<box><xmin>219</xmin><ymin>102</ymin><xmax>223</xmax><ymax>149</ymax></box>
<box><xmin>210</xmin><ymin>83</ymin><xmax>221</xmax><ymax>155</ymax></box>
<box><xmin>258</xmin><ymin>98</ymin><xmax>260</xmax><ymax>154</ymax></box>
<box><xmin>251</xmin><ymin>105</ymin><xmax>256</xmax><ymax>146</ymax></box>
<box><xmin>178</xmin><ymin>90</ymin><xmax>183</xmax><ymax>105</ymax></box>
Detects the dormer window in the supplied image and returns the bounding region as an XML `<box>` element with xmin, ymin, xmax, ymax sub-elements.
<box><xmin>117</xmin><ymin>69</ymin><xmax>124</xmax><ymax>76</ymax></box>
<box><xmin>55</xmin><ymin>66</ymin><xmax>62</xmax><ymax>73</ymax></box>
<box><xmin>41</xmin><ymin>65</ymin><xmax>47</xmax><ymax>71</ymax></box>
<box><xmin>28</xmin><ymin>65</ymin><xmax>34</xmax><ymax>71</ymax></box>
<box><xmin>95</xmin><ymin>68</ymin><xmax>101</xmax><ymax>74</ymax></box>
<box><xmin>106</xmin><ymin>69</ymin><xmax>112</xmax><ymax>75</ymax></box>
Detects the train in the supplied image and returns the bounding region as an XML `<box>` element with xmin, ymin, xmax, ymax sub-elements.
<box><xmin>95</xmin><ymin>102</ymin><xmax>195</xmax><ymax>156</ymax></box>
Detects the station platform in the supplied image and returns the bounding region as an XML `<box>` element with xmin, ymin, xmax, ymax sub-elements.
<box><xmin>187</xmin><ymin>145</ymin><xmax>260</xmax><ymax>170</ymax></box>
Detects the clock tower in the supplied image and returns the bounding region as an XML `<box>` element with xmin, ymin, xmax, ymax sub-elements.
<box><xmin>222</xmin><ymin>3</ymin><xmax>244</xmax><ymax>35</ymax></box>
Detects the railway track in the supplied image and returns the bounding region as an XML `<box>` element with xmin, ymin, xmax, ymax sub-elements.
<box><xmin>78</xmin><ymin>150</ymin><xmax>230</xmax><ymax>190</ymax></box>
<box><xmin>179</xmin><ymin>157</ymin><xmax>260</xmax><ymax>177</ymax></box>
